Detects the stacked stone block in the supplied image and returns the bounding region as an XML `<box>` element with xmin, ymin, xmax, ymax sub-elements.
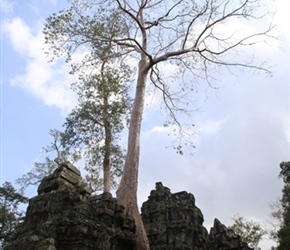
<box><xmin>4</xmin><ymin>163</ymin><xmax>135</xmax><ymax>250</ymax></box>
<box><xmin>141</xmin><ymin>182</ymin><xmax>208</xmax><ymax>250</ymax></box>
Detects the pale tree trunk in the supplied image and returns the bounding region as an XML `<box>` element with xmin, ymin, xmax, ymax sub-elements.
<box><xmin>103</xmin><ymin>119</ymin><xmax>112</xmax><ymax>193</ymax></box>
<box><xmin>116</xmin><ymin>55</ymin><xmax>150</xmax><ymax>250</ymax></box>
<box><xmin>101</xmin><ymin>61</ymin><xmax>112</xmax><ymax>194</ymax></box>
<box><xmin>102</xmin><ymin>87</ymin><xmax>112</xmax><ymax>194</ymax></box>
<box><xmin>116</xmin><ymin>5</ymin><xmax>150</xmax><ymax>249</ymax></box>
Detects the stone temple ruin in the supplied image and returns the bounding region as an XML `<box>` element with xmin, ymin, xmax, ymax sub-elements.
<box><xmin>4</xmin><ymin>163</ymin><xmax>253</xmax><ymax>250</ymax></box>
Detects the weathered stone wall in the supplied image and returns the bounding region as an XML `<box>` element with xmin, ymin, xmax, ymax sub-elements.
<box><xmin>141</xmin><ymin>182</ymin><xmax>252</xmax><ymax>250</ymax></box>
<box><xmin>4</xmin><ymin>163</ymin><xmax>135</xmax><ymax>250</ymax></box>
<box><xmin>5</xmin><ymin>163</ymin><xmax>253</xmax><ymax>250</ymax></box>
<box><xmin>141</xmin><ymin>182</ymin><xmax>208</xmax><ymax>250</ymax></box>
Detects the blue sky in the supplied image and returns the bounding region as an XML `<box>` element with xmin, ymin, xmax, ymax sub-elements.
<box><xmin>1</xmin><ymin>0</ymin><xmax>289</xmax><ymax>248</ymax></box>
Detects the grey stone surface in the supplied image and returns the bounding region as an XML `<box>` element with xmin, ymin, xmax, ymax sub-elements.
<box><xmin>141</xmin><ymin>182</ymin><xmax>253</xmax><ymax>250</ymax></box>
<box><xmin>207</xmin><ymin>218</ymin><xmax>253</xmax><ymax>250</ymax></box>
<box><xmin>5</xmin><ymin>164</ymin><xmax>253</xmax><ymax>250</ymax></box>
<box><xmin>4</xmin><ymin>163</ymin><xmax>135</xmax><ymax>250</ymax></box>
<box><xmin>141</xmin><ymin>182</ymin><xmax>208</xmax><ymax>250</ymax></box>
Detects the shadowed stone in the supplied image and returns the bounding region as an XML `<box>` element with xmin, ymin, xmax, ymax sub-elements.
<box><xmin>141</xmin><ymin>182</ymin><xmax>208</xmax><ymax>250</ymax></box>
<box><xmin>4</xmin><ymin>163</ymin><xmax>135</xmax><ymax>250</ymax></box>
<box><xmin>141</xmin><ymin>182</ymin><xmax>253</xmax><ymax>250</ymax></box>
<box><xmin>207</xmin><ymin>218</ymin><xmax>253</xmax><ymax>250</ymax></box>
<box><xmin>5</xmin><ymin>167</ymin><xmax>253</xmax><ymax>250</ymax></box>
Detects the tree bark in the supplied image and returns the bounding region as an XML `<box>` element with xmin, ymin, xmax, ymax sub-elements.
<box><xmin>116</xmin><ymin>55</ymin><xmax>150</xmax><ymax>250</ymax></box>
<box><xmin>101</xmin><ymin>61</ymin><xmax>112</xmax><ymax>194</ymax></box>
<box><xmin>103</xmin><ymin>115</ymin><xmax>112</xmax><ymax>193</ymax></box>
<box><xmin>102</xmin><ymin>87</ymin><xmax>112</xmax><ymax>193</ymax></box>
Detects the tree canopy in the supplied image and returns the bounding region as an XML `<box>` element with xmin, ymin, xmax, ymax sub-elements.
<box><xmin>0</xmin><ymin>182</ymin><xmax>28</xmax><ymax>248</ymax></box>
<box><xmin>44</xmin><ymin>1</ymin><xmax>274</xmax><ymax>249</ymax></box>
<box><xmin>64</xmin><ymin>62</ymin><xmax>132</xmax><ymax>192</ymax></box>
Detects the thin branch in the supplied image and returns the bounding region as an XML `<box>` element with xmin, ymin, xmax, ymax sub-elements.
<box><xmin>152</xmin><ymin>47</ymin><xmax>197</xmax><ymax>65</ymax></box>
<box><xmin>193</xmin><ymin>0</ymin><xmax>251</xmax><ymax>48</ymax></box>
<box><xmin>145</xmin><ymin>0</ymin><xmax>183</xmax><ymax>29</ymax></box>
<box><xmin>182</xmin><ymin>3</ymin><xmax>209</xmax><ymax>49</ymax></box>
<box><xmin>116</xmin><ymin>0</ymin><xmax>143</xmax><ymax>31</ymax></box>
<box><xmin>198</xmin><ymin>50</ymin><xmax>271</xmax><ymax>74</ymax></box>
<box><xmin>150</xmin><ymin>67</ymin><xmax>182</xmax><ymax>128</ymax></box>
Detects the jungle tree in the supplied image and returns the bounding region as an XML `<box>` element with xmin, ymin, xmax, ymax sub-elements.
<box><xmin>44</xmin><ymin>0</ymin><xmax>273</xmax><ymax>248</ymax></box>
<box><xmin>0</xmin><ymin>182</ymin><xmax>28</xmax><ymax>248</ymax></box>
<box><xmin>17</xmin><ymin>64</ymin><xmax>132</xmax><ymax>193</ymax></box>
<box><xmin>64</xmin><ymin>60</ymin><xmax>132</xmax><ymax>193</ymax></box>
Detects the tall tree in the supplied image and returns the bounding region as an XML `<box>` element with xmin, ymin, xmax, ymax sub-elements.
<box><xmin>44</xmin><ymin>1</ymin><xmax>273</xmax><ymax>249</ymax></box>
<box><xmin>277</xmin><ymin>161</ymin><xmax>290</xmax><ymax>249</ymax></box>
<box><xmin>0</xmin><ymin>182</ymin><xmax>28</xmax><ymax>248</ymax></box>
<box><xmin>17</xmin><ymin>66</ymin><xmax>131</xmax><ymax>193</ymax></box>
<box><xmin>64</xmin><ymin>61</ymin><xmax>132</xmax><ymax>193</ymax></box>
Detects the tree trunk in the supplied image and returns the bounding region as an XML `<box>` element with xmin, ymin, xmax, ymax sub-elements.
<box><xmin>116</xmin><ymin>56</ymin><xmax>150</xmax><ymax>250</ymax></box>
<box><xmin>101</xmin><ymin>62</ymin><xmax>112</xmax><ymax>194</ymax></box>
<box><xmin>103</xmin><ymin>121</ymin><xmax>111</xmax><ymax>193</ymax></box>
<box><xmin>102</xmin><ymin>92</ymin><xmax>112</xmax><ymax>193</ymax></box>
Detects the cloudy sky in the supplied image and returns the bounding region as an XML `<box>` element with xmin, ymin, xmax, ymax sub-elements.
<box><xmin>1</xmin><ymin>0</ymin><xmax>289</xmax><ymax>248</ymax></box>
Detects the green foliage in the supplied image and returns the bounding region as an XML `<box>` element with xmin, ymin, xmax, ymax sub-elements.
<box><xmin>277</xmin><ymin>161</ymin><xmax>290</xmax><ymax>250</ymax></box>
<box><xmin>43</xmin><ymin>0</ymin><xmax>133</xmax><ymax>193</ymax></box>
<box><xmin>43</xmin><ymin>0</ymin><xmax>274</xmax><ymax>159</ymax></box>
<box><xmin>18</xmin><ymin>49</ymin><xmax>132</xmax><ymax>192</ymax></box>
<box><xmin>0</xmin><ymin>182</ymin><xmax>28</xmax><ymax>248</ymax></box>
<box><xmin>228</xmin><ymin>215</ymin><xmax>266</xmax><ymax>250</ymax></box>
<box><xmin>67</xmin><ymin>67</ymin><xmax>132</xmax><ymax>140</ymax></box>
<box><xmin>64</xmin><ymin>65</ymin><xmax>132</xmax><ymax>191</ymax></box>
<box><xmin>279</xmin><ymin>161</ymin><xmax>290</xmax><ymax>184</ymax></box>
<box><xmin>43</xmin><ymin>1</ymin><xmax>127</xmax><ymax>66</ymax></box>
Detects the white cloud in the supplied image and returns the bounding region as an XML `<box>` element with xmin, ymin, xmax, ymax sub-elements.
<box><xmin>150</xmin><ymin>125</ymin><xmax>170</xmax><ymax>133</ymax></box>
<box><xmin>3</xmin><ymin>17</ymin><xmax>76</xmax><ymax>114</ymax></box>
<box><xmin>150</xmin><ymin>119</ymin><xmax>227</xmax><ymax>136</ymax></box>
<box><xmin>198</xmin><ymin>118</ymin><xmax>228</xmax><ymax>136</ymax></box>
